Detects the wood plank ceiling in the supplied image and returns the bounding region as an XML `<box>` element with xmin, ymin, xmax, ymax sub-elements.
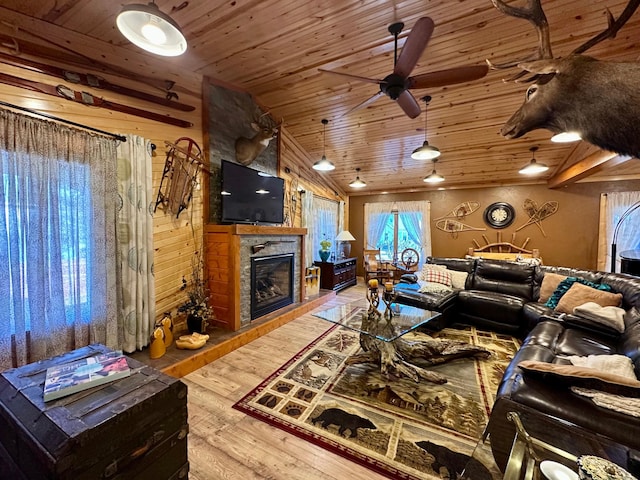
<box><xmin>1</xmin><ymin>0</ymin><xmax>639</xmax><ymax>194</ymax></box>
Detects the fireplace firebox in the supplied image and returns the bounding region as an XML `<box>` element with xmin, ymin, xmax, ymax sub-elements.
<box><xmin>251</xmin><ymin>254</ymin><xmax>294</xmax><ymax>319</ymax></box>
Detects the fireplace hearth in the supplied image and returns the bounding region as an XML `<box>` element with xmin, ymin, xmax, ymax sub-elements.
<box><xmin>251</xmin><ymin>254</ymin><xmax>294</xmax><ymax>320</ymax></box>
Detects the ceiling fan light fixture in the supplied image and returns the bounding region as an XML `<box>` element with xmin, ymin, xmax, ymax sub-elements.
<box><xmin>116</xmin><ymin>2</ymin><xmax>187</xmax><ymax>57</ymax></box>
<box><xmin>313</xmin><ymin>119</ymin><xmax>335</xmax><ymax>171</ymax></box>
<box><xmin>349</xmin><ymin>168</ymin><xmax>367</xmax><ymax>188</ymax></box>
<box><xmin>519</xmin><ymin>146</ymin><xmax>549</xmax><ymax>175</ymax></box>
<box><xmin>551</xmin><ymin>131</ymin><xmax>582</xmax><ymax>143</ymax></box>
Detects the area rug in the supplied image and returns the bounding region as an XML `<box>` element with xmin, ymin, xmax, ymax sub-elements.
<box><xmin>233</xmin><ymin>311</ymin><xmax>520</xmax><ymax>479</ymax></box>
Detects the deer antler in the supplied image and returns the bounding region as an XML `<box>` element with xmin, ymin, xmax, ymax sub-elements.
<box><xmin>487</xmin><ymin>0</ymin><xmax>552</xmax><ymax>81</ymax></box>
<box><xmin>489</xmin><ymin>0</ymin><xmax>640</xmax><ymax>82</ymax></box>
<box><xmin>571</xmin><ymin>0</ymin><xmax>640</xmax><ymax>54</ymax></box>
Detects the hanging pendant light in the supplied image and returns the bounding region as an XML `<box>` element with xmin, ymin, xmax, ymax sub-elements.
<box><xmin>411</xmin><ymin>95</ymin><xmax>441</xmax><ymax>161</ymax></box>
<box><xmin>313</xmin><ymin>118</ymin><xmax>335</xmax><ymax>171</ymax></box>
<box><xmin>349</xmin><ymin>168</ymin><xmax>367</xmax><ymax>188</ymax></box>
<box><xmin>519</xmin><ymin>146</ymin><xmax>549</xmax><ymax>175</ymax></box>
<box><xmin>423</xmin><ymin>158</ymin><xmax>445</xmax><ymax>183</ymax></box>
<box><xmin>116</xmin><ymin>2</ymin><xmax>187</xmax><ymax>57</ymax></box>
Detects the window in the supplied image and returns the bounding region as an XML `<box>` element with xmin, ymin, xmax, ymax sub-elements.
<box><xmin>365</xmin><ymin>201</ymin><xmax>431</xmax><ymax>265</ymax></box>
<box><xmin>599</xmin><ymin>191</ymin><xmax>640</xmax><ymax>272</ymax></box>
<box><xmin>0</xmin><ymin>108</ymin><xmax>118</xmax><ymax>371</ymax></box>
<box><xmin>312</xmin><ymin>196</ymin><xmax>339</xmax><ymax>261</ymax></box>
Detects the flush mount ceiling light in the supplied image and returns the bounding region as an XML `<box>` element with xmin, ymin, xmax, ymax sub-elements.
<box><xmin>313</xmin><ymin>118</ymin><xmax>335</xmax><ymax>171</ymax></box>
<box><xmin>349</xmin><ymin>168</ymin><xmax>367</xmax><ymax>188</ymax></box>
<box><xmin>411</xmin><ymin>95</ymin><xmax>441</xmax><ymax>161</ymax></box>
<box><xmin>519</xmin><ymin>146</ymin><xmax>549</xmax><ymax>175</ymax></box>
<box><xmin>551</xmin><ymin>131</ymin><xmax>582</xmax><ymax>143</ymax></box>
<box><xmin>423</xmin><ymin>158</ymin><xmax>445</xmax><ymax>183</ymax></box>
<box><xmin>116</xmin><ymin>2</ymin><xmax>187</xmax><ymax>56</ymax></box>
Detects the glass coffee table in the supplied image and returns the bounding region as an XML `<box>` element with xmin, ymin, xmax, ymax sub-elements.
<box><xmin>312</xmin><ymin>300</ymin><xmax>441</xmax><ymax>341</ymax></box>
<box><xmin>312</xmin><ymin>299</ymin><xmax>490</xmax><ymax>383</ymax></box>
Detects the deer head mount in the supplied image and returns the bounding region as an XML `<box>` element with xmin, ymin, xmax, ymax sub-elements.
<box><xmin>235</xmin><ymin>109</ymin><xmax>279</xmax><ymax>166</ymax></box>
<box><xmin>490</xmin><ymin>0</ymin><xmax>640</xmax><ymax>158</ymax></box>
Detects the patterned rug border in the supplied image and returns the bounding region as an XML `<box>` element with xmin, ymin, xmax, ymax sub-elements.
<box><xmin>233</xmin><ymin>318</ymin><xmax>518</xmax><ymax>479</ymax></box>
<box><xmin>232</xmin><ymin>323</ymin><xmax>418</xmax><ymax>480</ymax></box>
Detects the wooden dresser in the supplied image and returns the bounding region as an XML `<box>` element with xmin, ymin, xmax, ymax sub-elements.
<box><xmin>314</xmin><ymin>257</ymin><xmax>357</xmax><ymax>292</ymax></box>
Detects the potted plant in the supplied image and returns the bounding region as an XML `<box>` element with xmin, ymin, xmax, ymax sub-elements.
<box><xmin>319</xmin><ymin>236</ymin><xmax>332</xmax><ymax>262</ymax></box>
<box><xmin>178</xmin><ymin>257</ymin><xmax>214</xmax><ymax>334</ymax></box>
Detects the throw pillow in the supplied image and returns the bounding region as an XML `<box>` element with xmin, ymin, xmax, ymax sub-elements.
<box><xmin>420</xmin><ymin>268</ymin><xmax>452</xmax><ymax>287</ymax></box>
<box><xmin>417</xmin><ymin>263</ymin><xmax>446</xmax><ymax>282</ymax></box>
<box><xmin>566</xmin><ymin>354</ymin><xmax>636</xmax><ymax>380</ymax></box>
<box><xmin>573</xmin><ymin>302</ymin><xmax>626</xmax><ymax>333</ymax></box>
<box><xmin>447</xmin><ymin>269</ymin><xmax>468</xmax><ymax>290</ymax></box>
<box><xmin>417</xmin><ymin>280</ymin><xmax>453</xmax><ymax>294</ymax></box>
<box><xmin>545</xmin><ymin>276</ymin><xmax>613</xmax><ymax>309</ymax></box>
<box><xmin>518</xmin><ymin>360</ymin><xmax>640</xmax><ymax>397</ymax></box>
<box><xmin>539</xmin><ymin>272</ymin><xmax>567</xmax><ymax>303</ymax></box>
<box><xmin>555</xmin><ymin>283</ymin><xmax>622</xmax><ymax>314</ymax></box>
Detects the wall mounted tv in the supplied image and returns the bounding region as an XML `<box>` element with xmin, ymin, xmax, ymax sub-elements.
<box><xmin>220</xmin><ymin>160</ymin><xmax>285</xmax><ymax>224</ymax></box>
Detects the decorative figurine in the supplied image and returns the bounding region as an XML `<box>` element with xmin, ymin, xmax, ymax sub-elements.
<box><xmin>149</xmin><ymin>327</ymin><xmax>166</xmax><ymax>359</ymax></box>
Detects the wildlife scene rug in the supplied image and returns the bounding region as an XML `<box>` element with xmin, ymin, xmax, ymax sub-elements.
<box><xmin>233</xmin><ymin>316</ymin><xmax>521</xmax><ymax>479</ymax></box>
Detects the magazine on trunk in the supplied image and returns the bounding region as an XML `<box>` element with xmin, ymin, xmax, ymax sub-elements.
<box><xmin>43</xmin><ymin>351</ymin><xmax>131</xmax><ymax>402</ymax></box>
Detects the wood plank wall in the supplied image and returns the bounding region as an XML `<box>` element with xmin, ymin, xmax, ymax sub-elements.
<box><xmin>0</xmin><ymin>58</ymin><xmax>348</xmax><ymax>336</ymax></box>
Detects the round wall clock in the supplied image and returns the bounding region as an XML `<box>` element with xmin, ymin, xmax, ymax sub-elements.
<box><xmin>484</xmin><ymin>202</ymin><xmax>515</xmax><ymax>228</ymax></box>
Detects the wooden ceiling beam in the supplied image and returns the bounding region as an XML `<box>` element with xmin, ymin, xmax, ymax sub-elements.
<box><xmin>547</xmin><ymin>149</ymin><xmax>632</xmax><ymax>188</ymax></box>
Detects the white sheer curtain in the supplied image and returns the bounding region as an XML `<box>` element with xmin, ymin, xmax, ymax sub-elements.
<box><xmin>0</xmin><ymin>109</ymin><xmax>118</xmax><ymax>370</ymax></box>
<box><xmin>364</xmin><ymin>202</ymin><xmax>393</xmax><ymax>249</ymax></box>
<box><xmin>116</xmin><ymin>135</ymin><xmax>155</xmax><ymax>352</ymax></box>
<box><xmin>396</xmin><ymin>200</ymin><xmax>432</xmax><ymax>264</ymax></box>
<box><xmin>598</xmin><ymin>191</ymin><xmax>640</xmax><ymax>272</ymax></box>
<box><xmin>314</xmin><ymin>195</ymin><xmax>339</xmax><ymax>260</ymax></box>
<box><xmin>301</xmin><ymin>191</ymin><xmax>314</xmax><ymax>267</ymax></box>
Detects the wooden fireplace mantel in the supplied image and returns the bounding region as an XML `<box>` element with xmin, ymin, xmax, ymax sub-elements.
<box><xmin>204</xmin><ymin>225</ymin><xmax>307</xmax><ymax>331</ymax></box>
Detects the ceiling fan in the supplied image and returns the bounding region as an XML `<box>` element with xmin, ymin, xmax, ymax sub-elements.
<box><xmin>319</xmin><ymin>17</ymin><xmax>489</xmax><ymax>119</ymax></box>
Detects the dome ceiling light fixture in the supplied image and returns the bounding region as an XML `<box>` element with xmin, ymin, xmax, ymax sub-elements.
<box><xmin>116</xmin><ymin>2</ymin><xmax>187</xmax><ymax>57</ymax></box>
<box><xmin>422</xmin><ymin>158</ymin><xmax>445</xmax><ymax>184</ymax></box>
<box><xmin>313</xmin><ymin>118</ymin><xmax>335</xmax><ymax>171</ymax></box>
<box><xmin>349</xmin><ymin>168</ymin><xmax>367</xmax><ymax>188</ymax></box>
<box><xmin>411</xmin><ymin>95</ymin><xmax>441</xmax><ymax>161</ymax></box>
<box><xmin>551</xmin><ymin>131</ymin><xmax>582</xmax><ymax>143</ymax></box>
<box><xmin>519</xmin><ymin>146</ymin><xmax>549</xmax><ymax>175</ymax></box>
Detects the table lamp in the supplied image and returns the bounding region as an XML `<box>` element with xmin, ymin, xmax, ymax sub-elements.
<box><xmin>336</xmin><ymin>230</ymin><xmax>356</xmax><ymax>258</ymax></box>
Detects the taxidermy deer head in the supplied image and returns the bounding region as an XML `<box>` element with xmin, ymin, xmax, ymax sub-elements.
<box><xmin>235</xmin><ymin>110</ymin><xmax>279</xmax><ymax>166</ymax></box>
<box><xmin>490</xmin><ymin>0</ymin><xmax>640</xmax><ymax>158</ymax></box>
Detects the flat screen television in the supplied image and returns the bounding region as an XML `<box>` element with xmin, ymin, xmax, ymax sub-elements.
<box><xmin>220</xmin><ymin>160</ymin><xmax>285</xmax><ymax>224</ymax></box>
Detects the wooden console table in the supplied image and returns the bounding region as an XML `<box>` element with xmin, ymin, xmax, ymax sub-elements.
<box><xmin>314</xmin><ymin>257</ymin><xmax>357</xmax><ymax>292</ymax></box>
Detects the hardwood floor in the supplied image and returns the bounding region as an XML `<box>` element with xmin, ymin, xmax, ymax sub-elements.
<box><xmin>182</xmin><ymin>284</ymin><xmax>390</xmax><ymax>480</ymax></box>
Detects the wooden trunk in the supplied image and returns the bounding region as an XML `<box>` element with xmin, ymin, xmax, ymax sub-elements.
<box><xmin>0</xmin><ymin>344</ymin><xmax>188</xmax><ymax>480</ymax></box>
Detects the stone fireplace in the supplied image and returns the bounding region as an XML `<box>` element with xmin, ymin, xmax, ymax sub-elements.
<box><xmin>205</xmin><ymin>225</ymin><xmax>306</xmax><ymax>330</ymax></box>
<box><xmin>251</xmin><ymin>254</ymin><xmax>294</xmax><ymax>319</ymax></box>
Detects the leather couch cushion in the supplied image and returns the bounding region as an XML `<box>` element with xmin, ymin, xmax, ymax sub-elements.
<box><xmin>458</xmin><ymin>290</ymin><xmax>525</xmax><ymax>326</ymax></box>
<box><xmin>539</xmin><ymin>272</ymin><xmax>567</xmax><ymax>303</ymax></box>
<box><xmin>518</xmin><ymin>360</ymin><xmax>640</xmax><ymax>396</ymax></box>
<box><xmin>393</xmin><ymin>282</ymin><xmax>458</xmax><ymax>311</ymax></box>
<box><xmin>427</xmin><ymin>256</ymin><xmax>476</xmax><ymax>273</ymax></box>
<box><xmin>555</xmin><ymin>282</ymin><xmax>623</xmax><ymax>314</ymax></box>
<box><xmin>471</xmin><ymin>259</ymin><xmax>537</xmax><ymax>300</ymax></box>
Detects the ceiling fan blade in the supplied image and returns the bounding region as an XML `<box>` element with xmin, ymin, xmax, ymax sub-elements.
<box><xmin>396</xmin><ymin>90</ymin><xmax>421</xmax><ymax>118</ymax></box>
<box><xmin>394</xmin><ymin>17</ymin><xmax>434</xmax><ymax>79</ymax></box>
<box><xmin>342</xmin><ymin>91</ymin><xmax>385</xmax><ymax>117</ymax></box>
<box><xmin>318</xmin><ymin>68</ymin><xmax>382</xmax><ymax>85</ymax></box>
<box><xmin>407</xmin><ymin>65</ymin><xmax>489</xmax><ymax>89</ymax></box>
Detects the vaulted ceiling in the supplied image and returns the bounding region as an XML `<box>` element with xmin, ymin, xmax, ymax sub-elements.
<box><xmin>2</xmin><ymin>0</ymin><xmax>639</xmax><ymax>194</ymax></box>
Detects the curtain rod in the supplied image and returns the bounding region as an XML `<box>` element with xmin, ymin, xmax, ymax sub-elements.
<box><xmin>0</xmin><ymin>100</ymin><xmax>126</xmax><ymax>142</ymax></box>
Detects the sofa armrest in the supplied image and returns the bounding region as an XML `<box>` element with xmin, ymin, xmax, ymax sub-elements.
<box><xmin>561</xmin><ymin>314</ymin><xmax>621</xmax><ymax>339</ymax></box>
<box><xmin>398</xmin><ymin>273</ymin><xmax>418</xmax><ymax>284</ymax></box>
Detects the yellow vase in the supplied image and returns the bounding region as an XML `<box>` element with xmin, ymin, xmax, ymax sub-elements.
<box><xmin>161</xmin><ymin>315</ymin><xmax>174</xmax><ymax>347</ymax></box>
<box><xmin>149</xmin><ymin>327</ymin><xmax>166</xmax><ymax>359</ymax></box>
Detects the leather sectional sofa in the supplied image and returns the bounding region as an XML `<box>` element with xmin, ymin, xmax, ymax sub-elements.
<box><xmin>394</xmin><ymin>257</ymin><xmax>640</xmax><ymax>472</ymax></box>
